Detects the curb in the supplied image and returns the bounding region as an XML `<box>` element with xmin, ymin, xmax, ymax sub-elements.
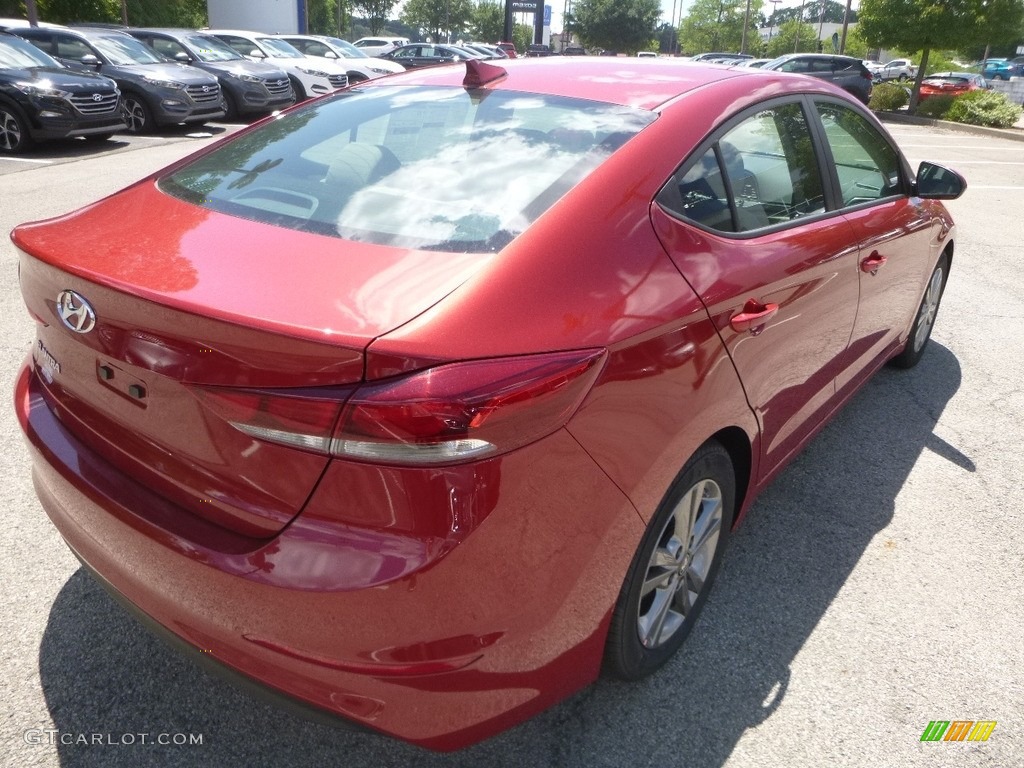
<box><xmin>875</xmin><ymin>110</ymin><xmax>1024</xmax><ymax>142</ymax></box>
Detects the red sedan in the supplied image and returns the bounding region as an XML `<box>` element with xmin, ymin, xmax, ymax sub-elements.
<box><xmin>13</xmin><ymin>58</ymin><xmax>964</xmax><ymax>750</ymax></box>
<box><xmin>919</xmin><ymin>71</ymin><xmax>988</xmax><ymax>100</ymax></box>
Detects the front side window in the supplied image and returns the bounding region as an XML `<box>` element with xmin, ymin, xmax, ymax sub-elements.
<box><xmin>161</xmin><ymin>86</ymin><xmax>655</xmax><ymax>253</ymax></box>
<box><xmin>816</xmin><ymin>102</ymin><xmax>902</xmax><ymax>206</ymax></box>
<box><xmin>54</xmin><ymin>35</ymin><xmax>94</xmax><ymax>61</ymax></box>
<box><xmin>658</xmin><ymin>102</ymin><xmax>825</xmax><ymax>233</ymax></box>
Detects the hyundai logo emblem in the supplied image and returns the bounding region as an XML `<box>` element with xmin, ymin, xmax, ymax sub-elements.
<box><xmin>92</xmin><ymin>93</ymin><xmax>102</xmax><ymax>101</ymax></box>
<box><xmin>202</xmin><ymin>85</ymin><xmax>210</xmax><ymax>92</ymax></box>
<box><xmin>56</xmin><ymin>290</ymin><xmax>97</xmax><ymax>334</ymax></box>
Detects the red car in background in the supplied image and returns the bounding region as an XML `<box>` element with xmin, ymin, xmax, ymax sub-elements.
<box><xmin>918</xmin><ymin>71</ymin><xmax>988</xmax><ymax>99</ymax></box>
<box><xmin>13</xmin><ymin>58</ymin><xmax>964</xmax><ymax>750</ymax></box>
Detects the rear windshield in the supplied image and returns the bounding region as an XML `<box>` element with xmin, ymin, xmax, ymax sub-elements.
<box><xmin>161</xmin><ymin>85</ymin><xmax>655</xmax><ymax>252</ymax></box>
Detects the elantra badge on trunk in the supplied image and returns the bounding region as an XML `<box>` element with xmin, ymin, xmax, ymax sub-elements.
<box><xmin>56</xmin><ymin>290</ymin><xmax>96</xmax><ymax>334</ymax></box>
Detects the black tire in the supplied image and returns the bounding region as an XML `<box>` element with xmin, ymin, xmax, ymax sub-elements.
<box><xmin>898</xmin><ymin>73</ymin><xmax>907</xmax><ymax>82</ymax></box>
<box><xmin>0</xmin><ymin>104</ymin><xmax>31</xmax><ymax>154</ymax></box>
<box><xmin>121</xmin><ymin>93</ymin><xmax>154</xmax><ymax>134</ymax></box>
<box><xmin>604</xmin><ymin>442</ymin><xmax>735</xmax><ymax>681</ymax></box>
<box><xmin>889</xmin><ymin>253</ymin><xmax>949</xmax><ymax>369</ymax></box>
<box><xmin>289</xmin><ymin>75</ymin><xmax>307</xmax><ymax>101</ymax></box>
<box><xmin>347</xmin><ymin>72</ymin><xmax>368</xmax><ymax>84</ymax></box>
<box><xmin>221</xmin><ymin>89</ymin><xmax>240</xmax><ymax>121</ymax></box>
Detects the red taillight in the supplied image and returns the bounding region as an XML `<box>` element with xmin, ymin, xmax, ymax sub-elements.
<box><xmin>333</xmin><ymin>350</ymin><xmax>606</xmax><ymax>465</ymax></box>
<box><xmin>193</xmin><ymin>350</ymin><xmax>606</xmax><ymax>466</ymax></box>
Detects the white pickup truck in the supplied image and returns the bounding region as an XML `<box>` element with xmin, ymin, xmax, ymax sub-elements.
<box><xmin>875</xmin><ymin>58</ymin><xmax>917</xmax><ymax>81</ymax></box>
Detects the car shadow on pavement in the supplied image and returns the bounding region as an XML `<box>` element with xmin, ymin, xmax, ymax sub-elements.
<box><xmin>37</xmin><ymin>342</ymin><xmax>968</xmax><ymax>768</ymax></box>
<box><xmin>26</xmin><ymin>125</ymin><xmax>234</xmax><ymax>161</ymax></box>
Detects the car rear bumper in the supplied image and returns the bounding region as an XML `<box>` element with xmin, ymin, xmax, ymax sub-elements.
<box><xmin>15</xmin><ymin>358</ymin><xmax>642</xmax><ymax>750</ymax></box>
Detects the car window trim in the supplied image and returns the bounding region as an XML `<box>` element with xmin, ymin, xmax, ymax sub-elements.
<box><xmin>654</xmin><ymin>94</ymin><xmax>845</xmax><ymax>240</ymax></box>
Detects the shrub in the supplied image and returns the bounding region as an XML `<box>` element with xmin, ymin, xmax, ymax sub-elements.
<box><xmin>916</xmin><ymin>94</ymin><xmax>956</xmax><ymax>119</ymax></box>
<box><xmin>870</xmin><ymin>82</ymin><xmax>909</xmax><ymax>112</ymax></box>
<box><xmin>945</xmin><ymin>89</ymin><xmax>1022</xmax><ymax>128</ymax></box>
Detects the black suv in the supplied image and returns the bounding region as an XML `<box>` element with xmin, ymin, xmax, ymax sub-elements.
<box><xmin>127</xmin><ymin>29</ymin><xmax>294</xmax><ymax>119</ymax></box>
<box><xmin>761</xmin><ymin>53</ymin><xmax>874</xmax><ymax>104</ymax></box>
<box><xmin>0</xmin><ymin>30</ymin><xmax>124</xmax><ymax>153</ymax></box>
<box><xmin>11</xmin><ymin>25</ymin><xmax>224</xmax><ymax>132</ymax></box>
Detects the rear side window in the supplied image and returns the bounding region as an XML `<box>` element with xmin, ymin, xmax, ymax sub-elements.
<box><xmin>161</xmin><ymin>86</ymin><xmax>654</xmax><ymax>252</ymax></box>
<box><xmin>658</xmin><ymin>102</ymin><xmax>825</xmax><ymax>233</ymax></box>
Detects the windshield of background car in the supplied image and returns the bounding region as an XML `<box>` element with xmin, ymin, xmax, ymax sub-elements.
<box><xmin>0</xmin><ymin>35</ymin><xmax>61</xmax><ymax>68</ymax></box>
<box><xmin>90</xmin><ymin>34</ymin><xmax>165</xmax><ymax>65</ymax></box>
<box><xmin>161</xmin><ymin>86</ymin><xmax>655</xmax><ymax>252</ymax></box>
<box><xmin>186</xmin><ymin>34</ymin><xmax>243</xmax><ymax>62</ymax></box>
<box><xmin>257</xmin><ymin>37</ymin><xmax>304</xmax><ymax>58</ymax></box>
<box><xmin>325</xmin><ymin>37</ymin><xmax>367</xmax><ymax>58</ymax></box>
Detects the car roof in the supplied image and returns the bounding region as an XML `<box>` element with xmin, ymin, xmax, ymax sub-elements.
<box><xmin>369</xmin><ymin>57</ymin><xmax>826</xmax><ymax>111</ymax></box>
<box><xmin>924</xmin><ymin>71</ymin><xmax>978</xmax><ymax>79</ymax></box>
<box><xmin>774</xmin><ymin>53</ymin><xmax>861</xmax><ymax>62</ymax></box>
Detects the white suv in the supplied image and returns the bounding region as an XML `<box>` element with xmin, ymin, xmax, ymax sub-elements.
<box><xmin>275</xmin><ymin>35</ymin><xmax>405</xmax><ymax>82</ymax></box>
<box><xmin>207</xmin><ymin>30</ymin><xmax>348</xmax><ymax>99</ymax></box>
<box><xmin>352</xmin><ymin>37</ymin><xmax>409</xmax><ymax>57</ymax></box>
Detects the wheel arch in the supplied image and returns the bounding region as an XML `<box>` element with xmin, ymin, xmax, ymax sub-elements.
<box><xmin>708</xmin><ymin>426</ymin><xmax>752</xmax><ymax>529</ymax></box>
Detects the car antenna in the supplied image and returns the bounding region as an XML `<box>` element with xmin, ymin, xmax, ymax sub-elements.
<box><xmin>463</xmin><ymin>59</ymin><xmax>507</xmax><ymax>88</ymax></box>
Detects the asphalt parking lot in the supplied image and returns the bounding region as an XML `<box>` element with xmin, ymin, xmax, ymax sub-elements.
<box><xmin>1</xmin><ymin>118</ymin><xmax>1022</xmax><ymax>768</ymax></box>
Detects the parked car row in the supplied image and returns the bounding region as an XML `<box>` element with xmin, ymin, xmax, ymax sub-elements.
<box><xmin>0</xmin><ymin>21</ymin><xmax>430</xmax><ymax>152</ymax></box>
<box><xmin>760</xmin><ymin>53</ymin><xmax>874</xmax><ymax>105</ymax></box>
<box><xmin>0</xmin><ymin>30</ymin><xmax>124</xmax><ymax>152</ymax></box>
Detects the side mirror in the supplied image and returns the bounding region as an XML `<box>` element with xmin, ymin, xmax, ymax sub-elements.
<box><xmin>249</xmin><ymin>48</ymin><xmax>265</xmax><ymax>58</ymax></box>
<box><xmin>325</xmin><ymin>50</ymin><xmax>338</xmax><ymax>58</ymax></box>
<box><xmin>80</xmin><ymin>53</ymin><xmax>101</xmax><ymax>67</ymax></box>
<box><xmin>915</xmin><ymin>161</ymin><xmax>966</xmax><ymax>200</ymax></box>
<box><xmin>175</xmin><ymin>51</ymin><xmax>191</xmax><ymax>63</ymax></box>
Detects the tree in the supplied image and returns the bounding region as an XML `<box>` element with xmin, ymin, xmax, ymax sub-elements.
<box><xmin>35</xmin><ymin>0</ymin><xmax>119</xmax><ymax>23</ymax></box>
<box><xmin>678</xmin><ymin>0</ymin><xmax>763</xmax><ymax>55</ymax></box>
<box><xmin>124</xmin><ymin>0</ymin><xmax>206</xmax><ymax>26</ymax></box>
<box><xmin>401</xmin><ymin>0</ymin><xmax>474</xmax><ymax>41</ymax></box>
<box><xmin>511</xmin><ymin>22</ymin><xmax>533</xmax><ymax>52</ymax></box>
<box><xmin>764</xmin><ymin>19</ymin><xmax>818</xmax><ymax>56</ymax></box>
<box><xmin>354</xmin><ymin>0</ymin><xmax>398</xmax><ymax>34</ymax></box>
<box><xmin>469</xmin><ymin>0</ymin><xmax>504</xmax><ymax>42</ymax></box>
<box><xmin>572</xmin><ymin>0</ymin><xmax>661</xmax><ymax>53</ymax></box>
<box><xmin>859</xmin><ymin>0</ymin><xmax>1024</xmax><ymax>111</ymax></box>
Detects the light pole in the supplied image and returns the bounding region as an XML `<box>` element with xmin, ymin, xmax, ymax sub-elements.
<box><xmin>794</xmin><ymin>0</ymin><xmax>806</xmax><ymax>53</ymax></box>
<box><xmin>768</xmin><ymin>0</ymin><xmax>782</xmax><ymax>41</ymax></box>
<box><xmin>740</xmin><ymin>0</ymin><xmax>752</xmax><ymax>54</ymax></box>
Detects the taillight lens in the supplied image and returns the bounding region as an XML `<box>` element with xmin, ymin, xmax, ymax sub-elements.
<box><xmin>192</xmin><ymin>387</ymin><xmax>350</xmax><ymax>453</ymax></box>
<box><xmin>333</xmin><ymin>349</ymin><xmax>606</xmax><ymax>465</ymax></box>
<box><xmin>193</xmin><ymin>349</ymin><xmax>606</xmax><ymax>466</ymax></box>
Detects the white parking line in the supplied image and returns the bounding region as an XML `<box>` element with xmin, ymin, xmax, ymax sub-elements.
<box><xmin>921</xmin><ymin>160</ymin><xmax>1024</xmax><ymax>164</ymax></box>
<box><xmin>0</xmin><ymin>156</ymin><xmax>53</xmax><ymax>164</ymax></box>
<box><xmin>897</xmin><ymin>144</ymin><xmax>1024</xmax><ymax>150</ymax></box>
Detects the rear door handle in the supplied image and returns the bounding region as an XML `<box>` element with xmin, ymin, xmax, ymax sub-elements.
<box><xmin>860</xmin><ymin>252</ymin><xmax>888</xmax><ymax>274</ymax></box>
<box><xmin>730</xmin><ymin>299</ymin><xmax>779</xmax><ymax>334</ymax></box>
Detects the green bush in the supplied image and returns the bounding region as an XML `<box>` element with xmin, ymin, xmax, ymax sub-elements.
<box><xmin>916</xmin><ymin>94</ymin><xmax>956</xmax><ymax>119</ymax></box>
<box><xmin>870</xmin><ymin>82</ymin><xmax>909</xmax><ymax>112</ymax></box>
<box><xmin>945</xmin><ymin>90</ymin><xmax>1022</xmax><ymax>128</ymax></box>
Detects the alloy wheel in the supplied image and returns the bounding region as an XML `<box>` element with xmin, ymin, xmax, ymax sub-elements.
<box><xmin>913</xmin><ymin>264</ymin><xmax>944</xmax><ymax>353</ymax></box>
<box><xmin>0</xmin><ymin>109</ymin><xmax>24</xmax><ymax>152</ymax></box>
<box><xmin>636</xmin><ymin>478</ymin><xmax>724</xmax><ymax>648</ymax></box>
